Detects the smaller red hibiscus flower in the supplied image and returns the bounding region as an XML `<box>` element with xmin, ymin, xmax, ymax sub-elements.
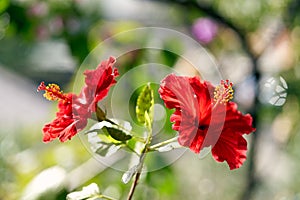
<box><xmin>159</xmin><ymin>74</ymin><xmax>255</xmax><ymax>170</ymax></box>
<box><xmin>38</xmin><ymin>56</ymin><xmax>119</xmax><ymax>142</ymax></box>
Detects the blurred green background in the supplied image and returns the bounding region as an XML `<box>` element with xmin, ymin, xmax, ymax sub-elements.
<box><xmin>1</xmin><ymin>0</ymin><xmax>300</xmax><ymax>199</ymax></box>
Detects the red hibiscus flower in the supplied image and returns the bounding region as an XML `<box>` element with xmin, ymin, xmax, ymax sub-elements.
<box><xmin>38</xmin><ymin>56</ymin><xmax>119</xmax><ymax>142</ymax></box>
<box><xmin>159</xmin><ymin>74</ymin><xmax>255</xmax><ymax>169</ymax></box>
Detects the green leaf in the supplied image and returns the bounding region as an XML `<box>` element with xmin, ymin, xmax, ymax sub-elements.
<box><xmin>122</xmin><ymin>164</ymin><xmax>138</xmax><ymax>184</ymax></box>
<box><xmin>145</xmin><ymin>111</ymin><xmax>153</xmax><ymax>131</ymax></box>
<box><xmin>87</xmin><ymin>120</ymin><xmax>133</xmax><ymax>157</ymax></box>
<box><xmin>89</xmin><ymin>120</ymin><xmax>132</xmax><ymax>142</ymax></box>
<box><xmin>106</xmin><ymin>127</ymin><xmax>132</xmax><ymax>141</ymax></box>
<box><xmin>88</xmin><ymin>128</ymin><xmax>121</xmax><ymax>157</ymax></box>
<box><xmin>136</xmin><ymin>83</ymin><xmax>154</xmax><ymax>126</ymax></box>
<box><xmin>66</xmin><ymin>183</ymin><xmax>99</xmax><ymax>200</ymax></box>
<box><xmin>94</xmin><ymin>141</ymin><xmax>121</xmax><ymax>157</ymax></box>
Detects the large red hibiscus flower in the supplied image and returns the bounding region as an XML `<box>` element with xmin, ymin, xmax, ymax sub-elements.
<box><xmin>38</xmin><ymin>56</ymin><xmax>119</xmax><ymax>142</ymax></box>
<box><xmin>159</xmin><ymin>74</ymin><xmax>255</xmax><ymax>169</ymax></box>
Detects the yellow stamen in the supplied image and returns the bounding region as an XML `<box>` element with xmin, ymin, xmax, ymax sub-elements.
<box><xmin>214</xmin><ymin>80</ymin><xmax>234</xmax><ymax>104</ymax></box>
<box><xmin>44</xmin><ymin>84</ymin><xmax>62</xmax><ymax>101</ymax></box>
<box><xmin>37</xmin><ymin>82</ymin><xmax>67</xmax><ymax>101</ymax></box>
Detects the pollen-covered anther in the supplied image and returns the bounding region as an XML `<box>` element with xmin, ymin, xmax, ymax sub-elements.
<box><xmin>37</xmin><ymin>81</ymin><xmax>66</xmax><ymax>101</ymax></box>
<box><xmin>214</xmin><ymin>80</ymin><xmax>234</xmax><ymax>104</ymax></box>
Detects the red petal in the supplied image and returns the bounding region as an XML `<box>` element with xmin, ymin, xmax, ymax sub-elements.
<box><xmin>211</xmin><ymin>102</ymin><xmax>254</xmax><ymax>169</ymax></box>
<box><xmin>42</xmin><ymin>94</ymin><xmax>88</xmax><ymax>143</ymax></box>
<box><xmin>224</xmin><ymin>102</ymin><xmax>256</xmax><ymax>135</ymax></box>
<box><xmin>188</xmin><ymin>77</ymin><xmax>213</xmax><ymax>114</ymax></box>
<box><xmin>82</xmin><ymin>57</ymin><xmax>119</xmax><ymax>111</ymax></box>
<box><xmin>159</xmin><ymin>74</ymin><xmax>214</xmax><ymax>152</ymax></box>
<box><xmin>159</xmin><ymin>74</ymin><xmax>201</xmax><ymax>148</ymax></box>
<box><xmin>84</xmin><ymin>56</ymin><xmax>116</xmax><ymax>87</ymax></box>
<box><xmin>159</xmin><ymin>74</ymin><xmax>199</xmax><ymax>114</ymax></box>
<box><xmin>212</xmin><ymin>130</ymin><xmax>248</xmax><ymax>170</ymax></box>
<box><xmin>188</xmin><ymin>129</ymin><xmax>207</xmax><ymax>153</ymax></box>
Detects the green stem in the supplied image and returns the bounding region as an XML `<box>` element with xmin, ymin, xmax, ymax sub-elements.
<box><xmin>126</xmin><ymin>153</ymin><xmax>146</xmax><ymax>200</ymax></box>
<box><xmin>126</xmin><ymin>125</ymin><xmax>152</xmax><ymax>200</ymax></box>
<box><xmin>148</xmin><ymin>136</ymin><xmax>178</xmax><ymax>150</ymax></box>
<box><xmin>132</xmin><ymin>135</ymin><xmax>147</xmax><ymax>143</ymax></box>
<box><xmin>125</xmin><ymin>143</ymin><xmax>140</xmax><ymax>156</ymax></box>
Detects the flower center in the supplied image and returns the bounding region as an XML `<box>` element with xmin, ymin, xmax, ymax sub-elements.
<box><xmin>37</xmin><ymin>81</ymin><xmax>68</xmax><ymax>101</ymax></box>
<box><xmin>214</xmin><ymin>80</ymin><xmax>234</xmax><ymax>104</ymax></box>
<box><xmin>198</xmin><ymin>125</ymin><xmax>208</xmax><ymax>131</ymax></box>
